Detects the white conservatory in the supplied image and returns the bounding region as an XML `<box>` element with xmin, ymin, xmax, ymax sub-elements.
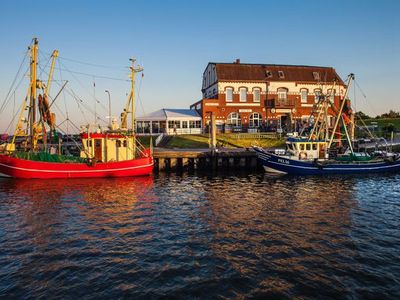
<box><xmin>136</xmin><ymin>109</ymin><xmax>202</xmax><ymax>135</ymax></box>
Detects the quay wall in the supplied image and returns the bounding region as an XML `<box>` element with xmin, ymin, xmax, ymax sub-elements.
<box><xmin>153</xmin><ymin>148</ymin><xmax>260</xmax><ymax>172</ymax></box>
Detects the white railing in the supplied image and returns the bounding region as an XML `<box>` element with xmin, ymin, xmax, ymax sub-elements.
<box><xmin>166</xmin><ymin>128</ymin><xmax>202</xmax><ymax>135</ymax></box>
<box><xmin>155</xmin><ymin>133</ymin><xmax>164</xmax><ymax>146</ymax></box>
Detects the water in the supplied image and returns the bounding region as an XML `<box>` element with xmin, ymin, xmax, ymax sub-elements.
<box><xmin>1</xmin><ymin>172</ymin><xmax>400</xmax><ymax>299</ymax></box>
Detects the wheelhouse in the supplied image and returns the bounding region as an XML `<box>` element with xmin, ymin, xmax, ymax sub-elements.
<box><xmin>286</xmin><ymin>138</ymin><xmax>328</xmax><ymax>160</ymax></box>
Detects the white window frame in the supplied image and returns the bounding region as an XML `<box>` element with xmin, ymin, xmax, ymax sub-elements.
<box><xmin>227</xmin><ymin>112</ymin><xmax>241</xmax><ymax>127</ymax></box>
<box><xmin>249</xmin><ymin>112</ymin><xmax>262</xmax><ymax>127</ymax></box>
<box><xmin>278</xmin><ymin>71</ymin><xmax>285</xmax><ymax>79</ymax></box>
<box><xmin>313</xmin><ymin>72</ymin><xmax>320</xmax><ymax>81</ymax></box>
<box><xmin>277</xmin><ymin>88</ymin><xmax>287</xmax><ymax>101</ymax></box>
<box><xmin>300</xmin><ymin>89</ymin><xmax>308</xmax><ymax>103</ymax></box>
<box><xmin>226</xmin><ymin>87</ymin><xmax>233</xmax><ymax>102</ymax></box>
<box><xmin>239</xmin><ymin>87</ymin><xmax>247</xmax><ymax>102</ymax></box>
<box><xmin>314</xmin><ymin>89</ymin><xmax>322</xmax><ymax>103</ymax></box>
<box><xmin>328</xmin><ymin>89</ymin><xmax>335</xmax><ymax>103</ymax></box>
<box><xmin>253</xmin><ymin>88</ymin><xmax>261</xmax><ymax>102</ymax></box>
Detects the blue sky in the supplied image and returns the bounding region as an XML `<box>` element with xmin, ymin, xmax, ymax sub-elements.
<box><xmin>0</xmin><ymin>0</ymin><xmax>399</xmax><ymax>132</ymax></box>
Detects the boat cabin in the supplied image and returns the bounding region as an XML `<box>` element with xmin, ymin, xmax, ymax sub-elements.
<box><xmin>286</xmin><ymin>138</ymin><xmax>328</xmax><ymax>160</ymax></box>
<box><xmin>80</xmin><ymin>132</ymin><xmax>136</xmax><ymax>162</ymax></box>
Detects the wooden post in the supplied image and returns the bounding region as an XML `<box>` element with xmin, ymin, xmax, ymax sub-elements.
<box><xmin>210</xmin><ymin>112</ymin><xmax>217</xmax><ymax>149</ymax></box>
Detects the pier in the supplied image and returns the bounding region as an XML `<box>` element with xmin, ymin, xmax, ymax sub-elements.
<box><xmin>153</xmin><ymin>148</ymin><xmax>260</xmax><ymax>172</ymax></box>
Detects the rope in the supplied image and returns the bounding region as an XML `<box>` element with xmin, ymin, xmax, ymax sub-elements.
<box><xmin>0</xmin><ymin>49</ymin><xmax>29</xmax><ymax>114</ymax></box>
<box><xmin>59</xmin><ymin>60</ymin><xmax>110</xmax><ymax>117</ymax></box>
<box><xmin>39</xmin><ymin>49</ymin><xmax>126</xmax><ymax>70</ymax></box>
<box><xmin>54</xmin><ymin>66</ymin><xmax>128</xmax><ymax>82</ymax></box>
<box><xmin>354</xmin><ymin>79</ymin><xmax>379</xmax><ymax>117</ymax></box>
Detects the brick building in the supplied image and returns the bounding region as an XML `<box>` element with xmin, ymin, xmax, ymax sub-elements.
<box><xmin>190</xmin><ymin>60</ymin><xmax>347</xmax><ymax>133</ymax></box>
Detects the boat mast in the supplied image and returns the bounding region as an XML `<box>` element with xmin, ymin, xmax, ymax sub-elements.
<box><xmin>29</xmin><ymin>38</ymin><xmax>38</xmax><ymax>150</ymax></box>
<box><xmin>328</xmin><ymin>73</ymin><xmax>354</xmax><ymax>149</ymax></box>
<box><xmin>129</xmin><ymin>59</ymin><xmax>144</xmax><ymax>132</ymax></box>
<box><xmin>129</xmin><ymin>58</ymin><xmax>143</xmax><ymax>157</ymax></box>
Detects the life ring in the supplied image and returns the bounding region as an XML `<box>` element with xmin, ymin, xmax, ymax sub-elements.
<box><xmin>299</xmin><ymin>151</ymin><xmax>308</xmax><ymax>160</ymax></box>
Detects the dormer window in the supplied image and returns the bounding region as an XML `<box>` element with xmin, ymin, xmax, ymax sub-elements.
<box><xmin>313</xmin><ymin>72</ymin><xmax>320</xmax><ymax>80</ymax></box>
<box><xmin>278</xmin><ymin>71</ymin><xmax>285</xmax><ymax>79</ymax></box>
<box><xmin>266</xmin><ymin>70</ymin><xmax>273</xmax><ymax>78</ymax></box>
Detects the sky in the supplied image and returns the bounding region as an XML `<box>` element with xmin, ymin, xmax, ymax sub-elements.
<box><xmin>0</xmin><ymin>0</ymin><xmax>399</xmax><ymax>132</ymax></box>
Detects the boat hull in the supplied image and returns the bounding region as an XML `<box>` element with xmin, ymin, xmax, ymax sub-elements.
<box><xmin>254</xmin><ymin>148</ymin><xmax>400</xmax><ymax>175</ymax></box>
<box><xmin>0</xmin><ymin>154</ymin><xmax>153</xmax><ymax>179</ymax></box>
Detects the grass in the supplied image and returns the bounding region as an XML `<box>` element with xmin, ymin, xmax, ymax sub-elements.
<box><xmin>137</xmin><ymin>136</ymin><xmax>155</xmax><ymax>148</ymax></box>
<box><xmin>165</xmin><ymin>135</ymin><xmax>209</xmax><ymax>148</ymax></box>
<box><xmin>357</xmin><ymin>118</ymin><xmax>400</xmax><ymax>138</ymax></box>
<box><xmin>362</xmin><ymin>118</ymin><xmax>400</xmax><ymax>129</ymax></box>
<box><xmin>164</xmin><ymin>134</ymin><xmax>285</xmax><ymax>149</ymax></box>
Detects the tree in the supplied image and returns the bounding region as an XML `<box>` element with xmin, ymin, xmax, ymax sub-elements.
<box><xmin>354</xmin><ymin>111</ymin><xmax>371</xmax><ymax>120</ymax></box>
<box><xmin>376</xmin><ymin>110</ymin><xmax>400</xmax><ymax>119</ymax></box>
<box><xmin>382</xmin><ymin>123</ymin><xmax>395</xmax><ymax>133</ymax></box>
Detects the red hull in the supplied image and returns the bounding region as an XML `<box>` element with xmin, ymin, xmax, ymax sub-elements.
<box><xmin>0</xmin><ymin>154</ymin><xmax>153</xmax><ymax>179</ymax></box>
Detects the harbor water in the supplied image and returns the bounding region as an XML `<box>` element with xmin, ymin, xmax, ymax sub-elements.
<box><xmin>1</xmin><ymin>172</ymin><xmax>400</xmax><ymax>298</ymax></box>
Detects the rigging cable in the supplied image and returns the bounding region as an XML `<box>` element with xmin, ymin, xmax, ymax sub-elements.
<box><xmin>0</xmin><ymin>49</ymin><xmax>29</xmax><ymax>114</ymax></box>
<box><xmin>37</xmin><ymin>65</ymin><xmax>106</xmax><ymax>128</ymax></box>
<box><xmin>58</xmin><ymin>59</ymin><xmax>70</xmax><ymax>135</ymax></box>
<box><xmin>136</xmin><ymin>72</ymin><xmax>146</xmax><ymax>117</ymax></box>
<box><xmin>40</xmin><ymin>49</ymin><xmax>126</xmax><ymax>70</ymax></box>
<box><xmin>59</xmin><ymin>60</ymin><xmax>110</xmax><ymax>118</ymax></box>
<box><xmin>354</xmin><ymin>79</ymin><xmax>379</xmax><ymax>117</ymax></box>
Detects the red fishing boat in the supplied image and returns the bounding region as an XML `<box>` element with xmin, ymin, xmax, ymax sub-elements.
<box><xmin>0</xmin><ymin>38</ymin><xmax>153</xmax><ymax>179</ymax></box>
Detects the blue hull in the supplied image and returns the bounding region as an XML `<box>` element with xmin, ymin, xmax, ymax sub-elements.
<box><xmin>254</xmin><ymin>148</ymin><xmax>400</xmax><ymax>175</ymax></box>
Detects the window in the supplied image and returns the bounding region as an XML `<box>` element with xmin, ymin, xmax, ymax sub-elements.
<box><xmin>227</xmin><ymin>112</ymin><xmax>241</xmax><ymax>126</ymax></box>
<box><xmin>123</xmin><ymin>140</ymin><xmax>127</xmax><ymax>147</ymax></box>
<box><xmin>306</xmin><ymin>144</ymin><xmax>311</xmax><ymax>151</ymax></box>
<box><xmin>266</xmin><ymin>70</ymin><xmax>273</xmax><ymax>78</ymax></box>
<box><xmin>116</xmin><ymin>140</ymin><xmax>121</xmax><ymax>147</ymax></box>
<box><xmin>314</xmin><ymin>89</ymin><xmax>322</xmax><ymax>103</ymax></box>
<box><xmin>277</xmin><ymin>88</ymin><xmax>288</xmax><ymax>102</ymax></box>
<box><xmin>239</xmin><ymin>87</ymin><xmax>247</xmax><ymax>102</ymax></box>
<box><xmin>189</xmin><ymin>121</ymin><xmax>202</xmax><ymax>128</ymax></box>
<box><xmin>253</xmin><ymin>88</ymin><xmax>261</xmax><ymax>102</ymax></box>
<box><xmin>300</xmin><ymin>89</ymin><xmax>308</xmax><ymax>103</ymax></box>
<box><xmin>312</xmin><ymin>143</ymin><xmax>317</xmax><ymax>150</ymax></box>
<box><xmin>226</xmin><ymin>87</ymin><xmax>233</xmax><ymax>102</ymax></box>
<box><xmin>313</xmin><ymin>72</ymin><xmax>320</xmax><ymax>81</ymax></box>
<box><xmin>266</xmin><ymin>99</ymin><xmax>275</xmax><ymax>108</ymax></box>
<box><xmin>168</xmin><ymin>120</ymin><xmax>180</xmax><ymax>129</ymax></box>
<box><xmin>328</xmin><ymin>89</ymin><xmax>335</xmax><ymax>103</ymax></box>
<box><xmin>182</xmin><ymin>121</ymin><xmax>188</xmax><ymax>128</ymax></box>
<box><xmin>278</xmin><ymin>71</ymin><xmax>285</xmax><ymax>79</ymax></box>
<box><xmin>249</xmin><ymin>113</ymin><xmax>262</xmax><ymax>127</ymax></box>
<box><xmin>300</xmin><ymin>144</ymin><xmax>305</xmax><ymax>151</ymax></box>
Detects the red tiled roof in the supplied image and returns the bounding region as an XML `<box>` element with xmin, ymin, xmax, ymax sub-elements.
<box><xmin>213</xmin><ymin>63</ymin><xmax>345</xmax><ymax>84</ymax></box>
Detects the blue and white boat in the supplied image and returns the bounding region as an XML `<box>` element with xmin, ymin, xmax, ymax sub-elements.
<box><xmin>254</xmin><ymin>74</ymin><xmax>400</xmax><ymax>175</ymax></box>
<box><xmin>254</xmin><ymin>140</ymin><xmax>400</xmax><ymax>175</ymax></box>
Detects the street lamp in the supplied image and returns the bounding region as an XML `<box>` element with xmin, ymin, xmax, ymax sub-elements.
<box><xmin>105</xmin><ymin>90</ymin><xmax>111</xmax><ymax>128</ymax></box>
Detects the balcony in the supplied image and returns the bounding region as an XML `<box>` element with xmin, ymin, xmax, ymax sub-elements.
<box><xmin>265</xmin><ymin>98</ymin><xmax>295</xmax><ymax>108</ymax></box>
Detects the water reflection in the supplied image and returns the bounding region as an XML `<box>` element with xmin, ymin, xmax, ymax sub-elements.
<box><xmin>1</xmin><ymin>173</ymin><xmax>399</xmax><ymax>298</ymax></box>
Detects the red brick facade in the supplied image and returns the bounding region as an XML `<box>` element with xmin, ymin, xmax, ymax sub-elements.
<box><xmin>190</xmin><ymin>62</ymin><xmax>348</xmax><ymax>132</ymax></box>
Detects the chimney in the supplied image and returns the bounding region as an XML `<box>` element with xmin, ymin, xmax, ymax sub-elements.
<box><xmin>235</xmin><ymin>58</ymin><xmax>240</xmax><ymax>64</ymax></box>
